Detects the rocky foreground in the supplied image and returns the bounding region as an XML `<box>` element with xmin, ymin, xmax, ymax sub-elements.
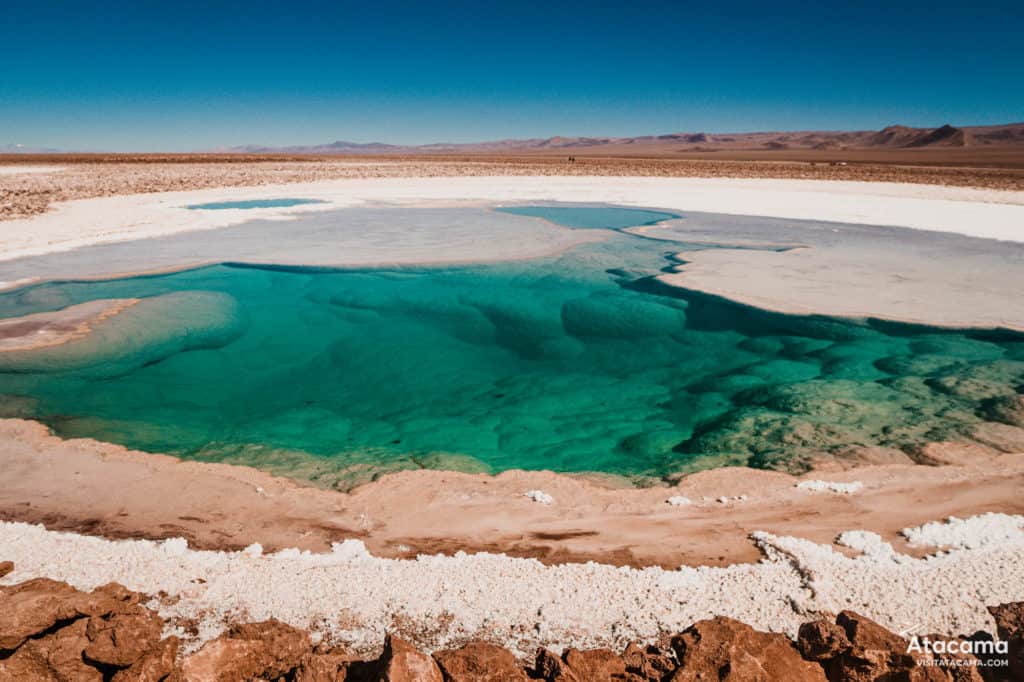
<box><xmin>1</xmin><ymin>562</ymin><xmax>1021</xmax><ymax>681</ymax></box>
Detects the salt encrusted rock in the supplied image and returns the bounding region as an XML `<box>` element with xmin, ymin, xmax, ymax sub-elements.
<box><xmin>111</xmin><ymin>636</ymin><xmax>180</xmax><ymax>682</ymax></box>
<box><xmin>621</xmin><ymin>642</ymin><xmax>675</xmax><ymax>680</ymax></box>
<box><xmin>433</xmin><ymin>640</ymin><xmax>528</xmax><ymax>681</ymax></box>
<box><xmin>181</xmin><ymin>619</ymin><xmax>312</xmax><ymax>681</ymax></box>
<box><xmin>666</xmin><ymin>495</ymin><xmax>692</xmax><ymax>506</ymax></box>
<box><xmin>0</xmin><ymin>577</ymin><xmax>92</xmax><ymax>650</ymax></box>
<box><xmin>670</xmin><ymin>617</ymin><xmax>826</xmax><ymax>681</ymax></box>
<box><xmin>0</xmin><ymin>617</ymin><xmax>102</xmax><ymax>681</ymax></box>
<box><xmin>0</xmin><ymin>560</ymin><xmax>13</xmax><ymax>578</ymax></box>
<box><xmin>379</xmin><ymin>633</ymin><xmax>443</xmax><ymax>682</ymax></box>
<box><xmin>797</xmin><ymin>620</ymin><xmax>851</xmax><ymax>661</ymax></box>
<box><xmin>85</xmin><ymin>601</ymin><xmax>164</xmax><ymax>667</ymax></box>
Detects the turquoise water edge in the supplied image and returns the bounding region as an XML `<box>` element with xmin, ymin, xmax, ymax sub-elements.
<box><xmin>1</xmin><ymin>205</ymin><xmax>1022</xmax><ymax>488</ymax></box>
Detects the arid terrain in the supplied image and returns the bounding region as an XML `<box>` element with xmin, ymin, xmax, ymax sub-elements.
<box><xmin>1</xmin><ymin>156</ymin><xmax>1023</xmax><ymax>678</ymax></box>
<box><xmin>3</xmin><ymin>132</ymin><xmax>1024</xmax><ymax>222</ymax></box>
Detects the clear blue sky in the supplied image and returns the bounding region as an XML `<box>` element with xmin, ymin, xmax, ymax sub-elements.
<box><xmin>3</xmin><ymin>0</ymin><xmax>1022</xmax><ymax>151</ymax></box>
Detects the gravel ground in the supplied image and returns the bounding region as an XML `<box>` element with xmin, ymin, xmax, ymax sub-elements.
<box><xmin>3</xmin><ymin>156</ymin><xmax>1024</xmax><ymax>221</ymax></box>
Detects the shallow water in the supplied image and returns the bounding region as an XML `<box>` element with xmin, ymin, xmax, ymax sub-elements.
<box><xmin>1</xmin><ymin>205</ymin><xmax>1022</xmax><ymax>488</ymax></box>
<box><xmin>187</xmin><ymin>198</ymin><xmax>327</xmax><ymax>210</ymax></box>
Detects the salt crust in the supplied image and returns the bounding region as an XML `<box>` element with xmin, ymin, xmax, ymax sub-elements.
<box><xmin>2</xmin><ymin>514</ymin><xmax>1022</xmax><ymax>656</ymax></box>
<box><xmin>797</xmin><ymin>480</ymin><xmax>865</xmax><ymax>494</ymax></box>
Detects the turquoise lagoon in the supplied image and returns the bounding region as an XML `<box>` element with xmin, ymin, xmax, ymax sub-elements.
<box><xmin>187</xmin><ymin>198</ymin><xmax>327</xmax><ymax>210</ymax></box>
<box><xmin>1</xmin><ymin>205</ymin><xmax>1022</xmax><ymax>488</ymax></box>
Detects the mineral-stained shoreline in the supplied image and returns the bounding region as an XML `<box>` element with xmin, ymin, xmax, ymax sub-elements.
<box><xmin>0</xmin><ymin>564</ymin><xmax>1021</xmax><ymax>680</ymax></box>
<box><xmin>3</xmin><ymin>155</ymin><xmax>1024</xmax><ymax>221</ymax></box>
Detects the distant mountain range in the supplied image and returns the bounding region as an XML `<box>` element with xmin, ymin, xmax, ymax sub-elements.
<box><xmin>0</xmin><ymin>143</ymin><xmax>62</xmax><ymax>154</ymax></box>
<box><xmin>229</xmin><ymin>123</ymin><xmax>1024</xmax><ymax>155</ymax></box>
<box><xmin>5</xmin><ymin>123</ymin><xmax>1023</xmax><ymax>156</ymax></box>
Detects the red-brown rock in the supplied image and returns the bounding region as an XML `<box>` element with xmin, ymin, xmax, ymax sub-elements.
<box><xmin>797</xmin><ymin>620</ymin><xmax>851</xmax><ymax>661</ymax></box>
<box><xmin>111</xmin><ymin>636</ymin><xmax>180</xmax><ymax>682</ymax></box>
<box><xmin>988</xmin><ymin>603</ymin><xmax>1024</xmax><ymax>642</ymax></box>
<box><xmin>535</xmin><ymin>648</ymin><xmax>576</xmax><ymax>681</ymax></box>
<box><xmin>0</xmin><ymin>560</ymin><xmax>13</xmax><ymax>578</ymax></box>
<box><xmin>621</xmin><ymin>642</ymin><xmax>675</xmax><ymax>680</ymax></box>
<box><xmin>827</xmin><ymin>611</ymin><xmax>946</xmax><ymax>682</ymax></box>
<box><xmin>84</xmin><ymin>605</ymin><xmax>165</xmax><ymax>667</ymax></box>
<box><xmin>563</xmin><ymin>647</ymin><xmax>629</xmax><ymax>680</ymax></box>
<box><xmin>294</xmin><ymin>650</ymin><xmax>352</xmax><ymax>681</ymax></box>
<box><xmin>670</xmin><ymin>617</ymin><xmax>826</xmax><ymax>681</ymax></box>
<box><xmin>378</xmin><ymin>634</ymin><xmax>443</xmax><ymax>682</ymax></box>
<box><xmin>180</xmin><ymin>619</ymin><xmax>311</xmax><ymax>681</ymax></box>
<box><xmin>0</xmin><ymin>577</ymin><xmax>92</xmax><ymax>650</ymax></box>
<box><xmin>433</xmin><ymin>640</ymin><xmax>528</xmax><ymax>681</ymax></box>
<box><xmin>987</xmin><ymin>602</ymin><xmax>1024</xmax><ymax>681</ymax></box>
<box><xmin>0</xmin><ymin>617</ymin><xmax>103</xmax><ymax>681</ymax></box>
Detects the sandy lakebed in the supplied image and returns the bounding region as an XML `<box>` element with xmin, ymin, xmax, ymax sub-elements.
<box><xmin>1</xmin><ymin>165</ymin><xmax>1023</xmax><ymax>662</ymax></box>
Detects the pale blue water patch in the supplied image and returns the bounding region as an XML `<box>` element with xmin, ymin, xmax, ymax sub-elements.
<box><xmin>1</xmin><ymin>204</ymin><xmax>1022</xmax><ymax>489</ymax></box>
<box><xmin>497</xmin><ymin>205</ymin><xmax>679</xmax><ymax>230</ymax></box>
<box><xmin>187</xmin><ymin>198</ymin><xmax>327</xmax><ymax>210</ymax></box>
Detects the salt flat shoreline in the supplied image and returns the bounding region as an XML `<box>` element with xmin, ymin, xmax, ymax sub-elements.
<box><xmin>1</xmin><ymin>172</ymin><xmax>1023</xmax><ymax>659</ymax></box>
<box><xmin>2</xmin><ymin>418</ymin><xmax>1023</xmax><ymax>569</ymax></box>
<box><xmin>2</xmin><ymin>175</ymin><xmax>1024</xmax><ymax>330</ymax></box>
<box><xmin>3</xmin><ymin>176</ymin><xmax>1023</xmax><ymax>265</ymax></box>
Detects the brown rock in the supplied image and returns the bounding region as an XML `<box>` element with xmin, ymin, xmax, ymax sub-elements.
<box><xmin>0</xmin><ymin>560</ymin><xmax>13</xmax><ymax>578</ymax></box>
<box><xmin>180</xmin><ymin>619</ymin><xmax>311</xmax><ymax>681</ymax></box>
<box><xmin>295</xmin><ymin>650</ymin><xmax>351</xmax><ymax>682</ymax></box>
<box><xmin>828</xmin><ymin>611</ymin><xmax>945</xmax><ymax>682</ymax></box>
<box><xmin>621</xmin><ymin>642</ymin><xmax>675</xmax><ymax>680</ymax></box>
<box><xmin>0</xmin><ymin>577</ymin><xmax>92</xmax><ymax>650</ymax></box>
<box><xmin>987</xmin><ymin>603</ymin><xmax>1024</xmax><ymax>641</ymax></box>
<box><xmin>670</xmin><ymin>617</ymin><xmax>826</xmax><ymax>681</ymax></box>
<box><xmin>535</xmin><ymin>648</ymin><xmax>577</xmax><ymax>681</ymax></box>
<box><xmin>797</xmin><ymin>620</ymin><xmax>851</xmax><ymax>661</ymax></box>
<box><xmin>916</xmin><ymin>634</ymin><xmax>983</xmax><ymax>682</ymax></box>
<box><xmin>378</xmin><ymin>634</ymin><xmax>443</xmax><ymax>682</ymax></box>
<box><xmin>84</xmin><ymin>605</ymin><xmax>164</xmax><ymax>667</ymax></box>
<box><xmin>433</xmin><ymin>640</ymin><xmax>528</xmax><ymax>681</ymax></box>
<box><xmin>0</xmin><ymin>618</ymin><xmax>103</xmax><ymax>681</ymax></box>
<box><xmin>563</xmin><ymin>648</ymin><xmax>628</xmax><ymax>681</ymax></box>
<box><xmin>987</xmin><ymin>602</ymin><xmax>1024</xmax><ymax>681</ymax></box>
<box><xmin>112</xmin><ymin>636</ymin><xmax>180</xmax><ymax>682</ymax></box>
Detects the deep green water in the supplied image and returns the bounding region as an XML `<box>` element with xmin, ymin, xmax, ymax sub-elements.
<box><xmin>1</xmin><ymin>206</ymin><xmax>1022</xmax><ymax>488</ymax></box>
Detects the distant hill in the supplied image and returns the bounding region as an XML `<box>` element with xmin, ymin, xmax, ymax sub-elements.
<box><xmin>228</xmin><ymin>122</ymin><xmax>1024</xmax><ymax>156</ymax></box>
<box><xmin>0</xmin><ymin>143</ymin><xmax>62</xmax><ymax>154</ymax></box>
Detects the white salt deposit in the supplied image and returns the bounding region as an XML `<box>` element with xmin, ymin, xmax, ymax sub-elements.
<box><xmin>901</xmin><ymin>513</ymin><xmax>1024</xmax><ymax>550</ymax></box>
<box><xmin>797</xmin><ymin>480</ymin><xmax>864</xmax><ymax>494</ymax></box>
<box><xmin>3</xmin><ymin>514</ymin><xmax>1021</xmax><ymax>656</ymax></box>
<box><xmin>524</xmin><ymin>490</ymin><xmax>554</xmax><ymax>505</ymax></box>
<box><xmin>666</xmin><ymin>496</ymin><xmax>692</xmax><ymax>506</ymax></box>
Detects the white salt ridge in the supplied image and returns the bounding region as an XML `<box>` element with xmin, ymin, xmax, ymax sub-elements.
<box><xmin>524</xmin><ymin>490</ymin><xmax>554</xmax><ymax>505</ymax></box>
<box><xmin>2</xmin><ymin>514</ymin><xmax>1022</xmax><ymax>656</ymax></box>
<box><xmin>901</xmin><ymin>512</ymin><xmax>1024</xmax><ymax>550</ymax></box>
<box><xmin>797</xmin><ymin>480</ymin><xmax>864</xmax><ymax>494</ymax></box>
<box><xmin>666</xmin><ymin>496</ymin><xmax>692</xmax><ymax>506</ymax></box>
